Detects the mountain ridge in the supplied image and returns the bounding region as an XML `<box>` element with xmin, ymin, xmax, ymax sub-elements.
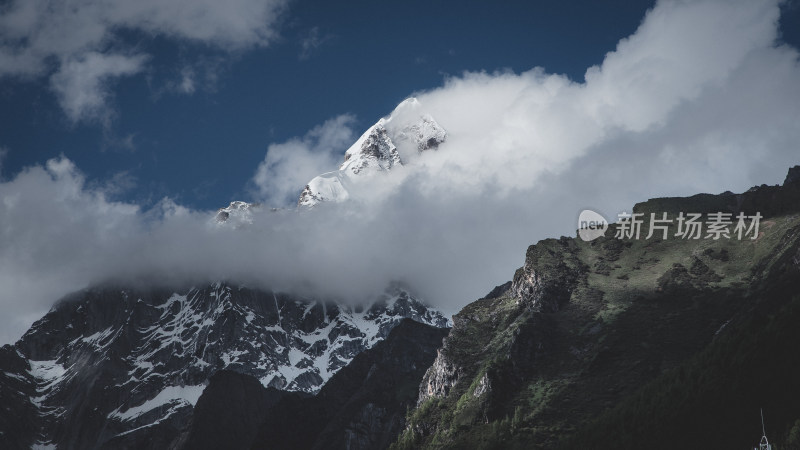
<box><xmin>0</xmin><ymin>282</ymin><xmax>448</xmax><ymax>449</ymax></box>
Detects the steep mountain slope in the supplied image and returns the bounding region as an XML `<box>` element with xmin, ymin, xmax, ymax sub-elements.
<box><xmin>394</xmin><ymin>166</ymin><xmax>800</xmax><ymax>449</ymax></box>
<box><xmin>171</xmin><ymin>370</ymin><xmax>292</xmax><ymax>450</ymax></box>
<box><xmin>176</xmin><ymin>319</ymin><xmax>448</xmax><ymax>450</ymax></box>
<box><xmin>252</xmin><ymin>319</ymin><xmax>449</xmax><ymax>450</ymax></box>
<box><xmin>298</xmin><ymin>98</ymin><xmax>446</xmax><ymax>207</ymax></box>
<box><xmin>561</xmin><ymin>283</ymin><xmax>800</xmax><ymax>449</ymax></box>
<box><xmin>0</xmin><ymin>346</ymin><xmax>39</xmax><ymax>449</ymax></box>
<box><xmin>0</xmin><ymin>283</ymin><xmax>448</xmax><ymax>449</ymax></box>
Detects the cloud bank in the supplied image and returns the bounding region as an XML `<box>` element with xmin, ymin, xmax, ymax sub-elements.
<box><xmin>0</xmin><ymin>0</ymin><xmax>287</xmax><ymax>123</ymax></box>
<box><xmin>2</xmin><ymin>0</ymin><xmax>800</xmax><ymax>345</ymax></box>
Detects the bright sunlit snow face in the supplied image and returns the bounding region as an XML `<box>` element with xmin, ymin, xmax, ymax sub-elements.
<box><xmin>1</xmin><ymin>0</ymin><xmax>800</xmax><ymax>345</ymax></box>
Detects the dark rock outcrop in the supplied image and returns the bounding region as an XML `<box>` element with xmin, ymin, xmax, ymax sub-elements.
<box><xmin>250</xmin><ymin>319</ymin><xmax>449</xmax><ymax>450</ymax></box>
<box><xmin>175</xmin><ymin>370</ymin><xmax>290</xmax><ymax>450</ymax></box>
<box><xmin>511</xmin><ymin>237</ymin><xmax>587</xmax><ymax>312</ymax></box>
<box><xmin>784</xmin><ymin>165</ymin><xmax>800</xmax><ymax>185</ymax></box>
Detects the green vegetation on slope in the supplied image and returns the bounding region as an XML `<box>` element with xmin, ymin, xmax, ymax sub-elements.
<box><xmin>394</xmin><ymin>173</ymin><xmax>800</xmax><ymax>449</ymax></box>
<box><xmin>560</xmin><ymin>290</ymin><xmax>800</xmax><ymax>449</ymax></box>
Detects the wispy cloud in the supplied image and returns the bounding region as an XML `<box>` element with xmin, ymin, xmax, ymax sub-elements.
<box><xmin>0</xmin><ymin>0</ymin><xmax>288</xmax><ymax>122</ymax></box>
<box><xmin>99</xmin><ymin>171</ymin><xmax>138</xmax><ymax>197</ymax></box>
<box><xmin>49</xmin><ymin>52</ymin><xmax>149</xmax><ymax>125</ymax></box>
<box><xmin>161</xmin><ymin>57</ymin><xmax>228</xmax><ymax>97</ymax></box>
<box><xmin>177</xmin><ymin>67</ymin><xmax>197</xmax><ymax>95</ymax></box>
<box><xmin>101</xmin><ymin>132</ymin><xmax>138</xmax><ymax>153</ymax></box>
<box><xmin>299</xmin><ymin>26</ymin><xmax>332</xmax><ymax>60</ymax></box>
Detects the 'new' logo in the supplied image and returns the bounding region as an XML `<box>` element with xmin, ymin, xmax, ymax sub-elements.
<box><xmin>578</xmin><ymin>209</ymin><xmax>608</xmax><ymax>242</ymax></box>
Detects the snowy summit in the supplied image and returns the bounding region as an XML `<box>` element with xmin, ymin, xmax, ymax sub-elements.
<box><xmin>298</xmin><ymin>98</ymin><xmax>446</xmax><ymax>207</ymax></box>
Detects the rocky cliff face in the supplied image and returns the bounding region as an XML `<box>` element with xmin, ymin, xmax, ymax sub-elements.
<box><xmin>340</xmin><ymin>121</ymin><xmax>402</xmax><ymax>176</ymax></box>
<box><xmin>0</xmin><ymin>282</ymin><xmax>448</xmax><ymax>449</ymax></box>
<box><xmin>397</xmin><ymin>166</ymin><xmax>800</xmax><ymax>449</ymax></box>
<box><xmin>511</xmin><ymin>238</ymin><xmax>587</xmax><ymax>312</ymax></box>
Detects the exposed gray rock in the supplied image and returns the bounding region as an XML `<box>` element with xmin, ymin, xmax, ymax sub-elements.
<box><xmin>511</xmin><ymin>237</ymin><xmax>586</xmax><ymax>312</ymax></box>
<box><xmin>417</xmin><ymin>347</ymin><xmax>461</xmax><ymax>404</ymax></box>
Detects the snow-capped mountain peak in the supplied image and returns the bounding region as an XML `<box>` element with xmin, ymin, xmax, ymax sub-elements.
<box><xmin>340</xmin><ymin>119</ymin><xmax>401</xmax><ymax>175</ymax></box>
<box><xmin>298</xmin><ymin>171</ymin><xmax>350</xmax><ymax>206</ymax></box>
<box><xmin>215</xmin><ymin>200</ymin><xmax>260</xmax><ymax>225</ymax></box>
<box><xmin>298</xmin><ymin>97</ymin><xmax>446</xmax><ymax>207</ymax></box>
<box><xmin>0</xmin><ymin>282</ymin><xmax>449</xmax><ymax>448</ymax></box>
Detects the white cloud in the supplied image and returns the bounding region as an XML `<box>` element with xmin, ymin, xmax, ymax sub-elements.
<box><xmin>50</xmin><ymin>52</ymin><xmax>148</xmax><ymax>124</ymax></box>
<box><xmin>581</xmin><ymin>0</ymin><xmax>779</xmax><ymax>132</ymax></box>
<box><xmin>0</xmin><ymin>157</ymin><xmax>141</xmax><ymax>344</ymax></box>
<box><xmin>403</xmin><ymin>0</ymin><xmax>789</xmax><ymax>199</ymax></box>
<box><xmin>1</xmin><ymin>0</ymin><xmax>799</xmax><ymax>346</ymax></box>
<box><xmin>0</xmin><ymin>0</ymin><xmax>288</xmax><ymax>121</ymax></box>
<box><xmin>299</xmin><ymin>26</ymin><xmax>331</xmax><ymax>60</ymax></box>
<box><xmin>158</xmin><ymin>57</ymin><xmax>227</xmax><ymax>97</ymax></box>
<box><xmin>252</xmin><ymin>114</ymin><xmax>356</xmax><ymax>205</ymax></box>
<box><xmin>177</xmin><ymin>67</ymin><xmax>197</xmax><ymax>95</ymax></box>
<box><xmin>100</xmin><ymin>171</ymin><xmax>138</xmax><ymax>197</ymax></box>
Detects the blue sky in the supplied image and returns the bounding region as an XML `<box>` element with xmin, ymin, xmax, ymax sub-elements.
<box><xmin>2</xmin><ymin>0</ymin><xmax>800</xmax><ymax>344</ymax></box>
<box><xmin>0</xmin><ymin>0</ymin><xmax>670</xmax><ymax>210</ymax></box>
<box><xmin>2</xmin><ymin>0</ymin><xmax>798</xmax><ymax>210</ymax></box>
